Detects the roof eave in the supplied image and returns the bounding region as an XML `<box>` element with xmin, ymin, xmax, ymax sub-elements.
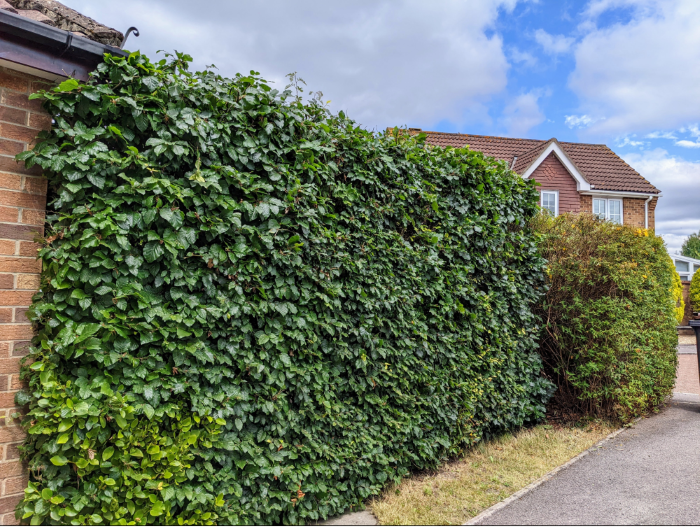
<box><xmin>0</xmin><ymin>9</ymin><xmax>126</xmax><ymax>81</ymax></box>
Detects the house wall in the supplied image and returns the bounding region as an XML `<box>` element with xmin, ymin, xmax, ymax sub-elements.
<box><xmin>622</xmin><ymin>197</ymin><xmax>657</xmax><ymax>231</ymax></box>
<box><xmin>529</xmin><ymin>152</ymin><xmax>580</xmax><ymax>213</ymax></box>
<box><xmin>0</xmin><ymin>64</ymin><xmax>51</xmax><ymax>525</ymax></box>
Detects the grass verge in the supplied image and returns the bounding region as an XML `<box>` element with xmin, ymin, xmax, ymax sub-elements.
<box><xmin>370</xmin><ymin>421</ymin><xmax>616</xmax><ymax>525</ymax></box>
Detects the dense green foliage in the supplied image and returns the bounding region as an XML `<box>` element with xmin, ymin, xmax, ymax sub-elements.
<box><xmin>691</xmin><ymin>268</ymin><xmax>700</xmax><ymax>313</ymax></box>
<box><xmin>668</xmin><ymin>254</ymin><xmax>685</xmax><ymax>324</ymax></box>
<box><xmin>533</xmin><ymin>215</ymin><xmax>678</xmax><ymax>421</ymax></box>
<box><xmin>681</xmin><ymin>231</ymin><xmax>700</xmax><ymax>260</ymax></box>
<box><xmin>16</xmin><ymin>52</ymin><xmax>552</xmax><ymax>525</ymax></box>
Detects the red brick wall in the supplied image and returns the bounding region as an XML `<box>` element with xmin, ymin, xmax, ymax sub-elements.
<box><xmin>529</xmin><ymin>152</ymin><xmax>581</xmax><ymax>213</ymax></box>
<box><xmin>0</xmin><ymin>65</ymin><xmax>51</xmax><ymax>525</ymax></box>
<box><xmin>623</xmin><ymin>197</ymin><xmax>654</xmax><ymax>230</ymax></box>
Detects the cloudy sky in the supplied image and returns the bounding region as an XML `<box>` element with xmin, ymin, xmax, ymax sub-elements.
<box><xmin>63</xmin><ymin>0</ymin><xmax>700</xmax><ymax>253</ymax></box>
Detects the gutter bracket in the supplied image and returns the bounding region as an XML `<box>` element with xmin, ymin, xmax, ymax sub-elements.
<box><xmin>57</xmin><ymin>33</ymin><xmax>72</xmax><ymax>58</ymax></box>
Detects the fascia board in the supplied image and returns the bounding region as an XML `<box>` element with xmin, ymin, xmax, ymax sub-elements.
<box><xmin>580</xmin><ymin>190</ymin><xmax>661</xmax><ymax>198</ymax></box>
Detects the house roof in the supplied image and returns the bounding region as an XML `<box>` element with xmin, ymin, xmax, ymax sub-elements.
<box><xmin>419</xmin><ymin>130</ymin><xmax>660</xmax><ymax>194</ymax></box>
<box><xmin>1</xmin><ymin>0</ymin><xmax>123</xmax><ymax>47</ymax></box>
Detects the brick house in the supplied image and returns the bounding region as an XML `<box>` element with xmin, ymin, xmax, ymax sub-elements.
<box><xmin>416</xmin><ymin>131</ymin><xmax>661</xmax><ymax>230</ymax></box>
<box><xmin>0</xmin><ymin>0</ymin><xmax>124</xmax><ymax>523</ymax></box>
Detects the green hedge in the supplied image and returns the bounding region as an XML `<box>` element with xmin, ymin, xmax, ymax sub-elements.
<box><xmin>532</xmin><ymin>214</ymin><xmax>677</xmax><ymax>421</ymax></box>
<box><xmin>16</xmin><ymin>52</ymin><xmax>552</xmax><ymax>525</ymax></box>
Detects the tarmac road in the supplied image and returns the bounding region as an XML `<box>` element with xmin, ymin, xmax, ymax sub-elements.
<box><xmin>479</xmin><ymin>393</ymin><xmax>700</xmax><ymax>525</ymax></box>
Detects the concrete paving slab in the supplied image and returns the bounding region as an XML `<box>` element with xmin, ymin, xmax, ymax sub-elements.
<box><xmin>476</xmin><ymin>394</ymin><xmax>700</xmax><ymax>525</ymax></box>
<box><xmin>678</xmin><ymin>344</ymin><xmax>698</xmax><ymax>354</ymax></box>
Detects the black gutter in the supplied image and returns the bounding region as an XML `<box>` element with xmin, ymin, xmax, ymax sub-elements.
<box><xmin>0</xmin><ymin>9</ymin><xmax>126</xmax><ymax>80</ymax></box>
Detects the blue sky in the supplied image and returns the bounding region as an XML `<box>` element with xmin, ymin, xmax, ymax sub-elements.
<box><xmin>63</xmin><ymin>0</ymin><xmax>700</xmax><ymax>252</ymax></box>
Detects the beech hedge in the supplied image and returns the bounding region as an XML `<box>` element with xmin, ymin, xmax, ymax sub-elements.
<box><xmin>16</xmin><ymin>52</ymin><xmax>552</xmax><ymax>525</ymax></box>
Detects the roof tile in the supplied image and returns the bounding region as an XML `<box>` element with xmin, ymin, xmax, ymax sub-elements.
<box><xmin>418</xmin><ymin>131</ymin><xmax>660</xmax><ymax>194</ymax></box>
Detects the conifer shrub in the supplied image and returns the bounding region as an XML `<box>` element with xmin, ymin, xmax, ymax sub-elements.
<box><xmin>532</xmin><ymin>214</ymin><xmax>678</xmax><ymax>422</ymax></box>
<box><xmin>15</xmin><ymin>52</ymin><xmax>552</xmax><ymax>525</ymax></box>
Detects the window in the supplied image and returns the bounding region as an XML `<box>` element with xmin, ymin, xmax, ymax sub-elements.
<box><xmin>608</xmin><ymin>200</ymin><xmax>622</xmax><ymax>224</ymax></box>
<box><xmin>695</xmin><ymin>264</ymin><xmax>700</xmax><ymax>273</ymax></box>
<box><xmin>593</xmin><ymin>198</ymin><xmax>623</xmax><ymax>224</ymax></box>
<box><xmin>541</xmin><ymin>191</ymin><xmax>558</xmax><ymax>216</ymax></box>
<box><xmin>593</xmin><ymin>199</ymin><xmax>606</xmax><ymax>220</ymax></box>
<box><xmin>675</xmin><ymin>260</ymin><xmax>689</xmax><ymax>273</ymax></box>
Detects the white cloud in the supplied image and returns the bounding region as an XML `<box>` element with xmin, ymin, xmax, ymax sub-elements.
<box><xmin>60</xmin><ymin>0</ymin><xmax>519</xmax><ymax>131</ymax></box>
<box><xmin>621</xmin><ymin>149</ymin><xmax>700</xmax><ymax>253</ymax></box>
<box><xmin>616</xmin><ymin>135</ymin><xmax>645</xmax><ymax>148</ymax></box>
<box><xmin>509</xmin><ymin>47</ymin><xmax>538</xmax><ymax>67</ymax></box>
<box><xmin>565</xmin><ymin>114</ymin><xmax>599</xmax><ymax>128</ymax></box>
<box><xmin>645</xmin><ymin>131</ymin><xmax>677</xmax><ymax>139</ymax></box>
<box><xmin>534</xmin><ymin>29</ymin><xmax>575</xmax><ymax>54</ymax></box>
<box><xmin>499</xmin><ymin>90</ymin><xmax>547</xmax><ymax>136</ymax></box>
<box><xmin>569</xmin><ymin>0</ymin><xmax>700</xmax><ymax>136</ymax></box>
<box><xmin>676</xmin><ymin>140</ymin><xmax>700</xmax><ymax>148</ymax></box>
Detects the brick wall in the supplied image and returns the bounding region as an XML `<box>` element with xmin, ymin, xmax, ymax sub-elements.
<box><xmin>580</xmin><ymin>195</ymin><xmax>658</xmax><ymax>232</ymax></box>
<box><xmin>0</xmin><ymin>65</ymin><xmax>51</xmax><ymax>525</ymax></box>
<box><xmin>623</xmin><ymin>197</ymin><xmax>657</xmax><ymax>230</ymax></box>
<box><xmin>529</xmin><ymin>153</ymin><xmax>581</xmax><ymax>213</ymax></box>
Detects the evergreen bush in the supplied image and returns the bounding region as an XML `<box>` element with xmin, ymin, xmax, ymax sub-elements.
<box><xmin>691</xmin><ymin>267</ymin><xmax>700</xmax><ymax>313</ymax></box>
<box><xmin>15</xmin><ymin>52</ymin><xmax>552</xmax><ymax>525</ymax></box>
<box><xmin>668</xmin><ymin>255</ymin><xmax>685</xmax><ymax>324</ymax></box>
<box><xmin>532</xmin><ymin>214</ymin><xmax>678</xmax><ymax>422</ymax></box>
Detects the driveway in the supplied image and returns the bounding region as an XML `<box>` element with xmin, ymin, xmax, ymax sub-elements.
<box><xmin>478</xmin><ymin>392</ymin><xmax>700</xmax><ymax>525</ymax></box>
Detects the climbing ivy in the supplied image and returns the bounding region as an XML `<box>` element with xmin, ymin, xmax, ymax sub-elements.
<box><xmin>16</xmin><ymin>51</ymin><xmax>552</xmax><ymax>525</ymax></box>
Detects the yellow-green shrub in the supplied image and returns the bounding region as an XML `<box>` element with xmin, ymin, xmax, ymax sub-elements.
<box><xmin>668</xmin><ymin>255</ymin><xmax>685</xmax><ymax>324</ymax></box>
<box><xmin>533</xmin><ymin>214</ymin><xmax>678</xmax><ymax>422</ymax></box>
<box><xmin>691</xmin><ymin>267</ymin><xmax>700</xmax><ymax>313</ymax></box>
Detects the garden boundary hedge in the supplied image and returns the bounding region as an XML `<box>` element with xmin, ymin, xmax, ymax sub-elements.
<box><xmin>15</xmin><ymin>52</ymin><xmax>552</xmax><ymax>525</ymax></box>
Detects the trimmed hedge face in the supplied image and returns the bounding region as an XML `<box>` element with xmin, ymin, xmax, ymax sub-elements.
<box><xmin>16</xmin><ymin>52</ymin><xmax>552</xmax><ymax>525</ymax></box>
<box><xmin>533</xmin><ymin>215</ymin><xmax>678</xmax><ymax>421</ymax></box>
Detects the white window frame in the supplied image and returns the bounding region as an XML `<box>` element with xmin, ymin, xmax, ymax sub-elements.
<box><xmin>540</xmin><ymin>190</ymin><xmax>559</xmax><ymax>216</ymax></box>
<box><xmin>671</xmin><ymin>254</ymin><xmax>700</xmax><ymax>282</ymax></box>
<box><xmin>592</xmin><ymin>197</ymin><xmax>624</xmax><ymax>225</ymax></box>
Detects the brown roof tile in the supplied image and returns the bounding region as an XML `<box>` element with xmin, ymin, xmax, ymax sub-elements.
<box><xmin>418</xmin><ymin>130</ymin><xmax>660</xmax><ymax>194</ymax></box>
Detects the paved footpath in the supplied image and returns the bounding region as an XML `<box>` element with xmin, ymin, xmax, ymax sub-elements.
<box><xmin>479</xmin><ymin>392</ymin><xmax>700</xmax><ymax>525</ymax></box>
